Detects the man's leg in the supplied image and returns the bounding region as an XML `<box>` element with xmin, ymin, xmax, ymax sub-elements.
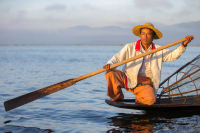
<box><xmin>105</xmin><ymin>69</ymin><xmax>126</xmax><ymax>101</ymax></box>
<box><xmin>132</xmin><ymin>85</ymin><xmax>156</xmax><ymax>105</ymax></box>
<box><xmin>132</xmin><ymin>75</ymin><xmax>156</xmax><ymax>105</ymax></box>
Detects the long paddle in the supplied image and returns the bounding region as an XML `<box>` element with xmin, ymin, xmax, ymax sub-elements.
<box><xmin>4</xmin><ymin>36</ymin><xmax>192</xmax><ymax>111</ymax></box>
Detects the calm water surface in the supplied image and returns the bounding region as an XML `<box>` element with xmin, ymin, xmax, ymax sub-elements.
<box><xmin>0</xmin><ymin>46</ymin><xmax>200</xmax><ymax>133</ymax></box>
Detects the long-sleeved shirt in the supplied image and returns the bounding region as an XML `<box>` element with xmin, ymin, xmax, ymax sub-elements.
<box><xmin>138</xmin><ymin>42</ymin><xmax>153</xmax><ymax>80</ymax></box>
<box><xmin>107</xmin><ymin>39</ymin><xmax>186</xmax><ymax>90</ymax></box>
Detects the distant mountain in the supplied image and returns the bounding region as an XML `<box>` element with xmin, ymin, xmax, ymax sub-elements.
<box><xmin>153</xmin><ymin>21</ymin><xmax>200</xmax><ymax>45</ymax></box>
<box><xmin>173</xmin><ymin>21</ymin><xmax>200</xmax><ymax>29</ymax></box>
<box><xmin>0</xmin><ymin>21</ymin><xmax>199</xmax><ymax>45</ymax></box>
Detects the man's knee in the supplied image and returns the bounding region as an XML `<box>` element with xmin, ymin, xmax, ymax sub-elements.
<box><xmin>145</xmin><ymin>87</ymin><xmax>156</xmax><ymax>105</ymax></box>
<box><xmin>146</xmin><ymin>95</ymin><xmax>156</xmax><ymax>105</ymax></box>
<box><xmin>134</xmin><ymin>85</ymin><xmax>156</xmax><ymax>105</ymax></box>
<box><xmin>136</xmin><ymin>95</ymin><xmax>156</xmax><ymax>105</ymax></box>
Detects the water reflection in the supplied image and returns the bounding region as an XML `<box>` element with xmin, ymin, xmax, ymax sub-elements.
<box><xmin>107</xmin><ymin>109</ymin><xmax>200</xmax><ymax>133</ymax></box>
<box><xmin>1</xmin><ymin>125</ymin><xmax>54</xmax><ymax>133</ymax></box>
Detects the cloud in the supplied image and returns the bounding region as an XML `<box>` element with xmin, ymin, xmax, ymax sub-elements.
<box><xmin>81</xmin><ymin>3</ymin><xmax>96</xmax><ymax>11</ymax></box>
<box><xmin>45</xmin><ymin>4</ymin><xmax>67</xmax><ymax>11</ymax></box>
<box><xmin>183</xmin><ymin>0</ymin><xmax>200</xmax><ymax>9</ymax></box>
<box><xmin>174</xmin><ymin>10</ymin><xmax>192</xmax><ymax>19</ymax></box>
<box><xmin>129</xmin><ymin>0</ymin><xmax>175</xmax><ymax>25</ymax></box>
<box><xmin>134</xmin><ymin>0</ymin><xmax>173</xmax><ymax>9</ymax></box>
<box><xmin>0</xmin><ymin>0</ymin><xmax>199</xmax><ymax>31</ymax></box>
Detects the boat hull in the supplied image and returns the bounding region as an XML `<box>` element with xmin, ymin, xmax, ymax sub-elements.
<box><xmin>105</xmin><ymin>99</ymin><xmax>200</xmax><ymax>111</ymax></box>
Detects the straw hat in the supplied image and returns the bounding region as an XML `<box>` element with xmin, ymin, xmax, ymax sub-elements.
<box><xmin>132</xmin><ymin>22</ymin><xmax>162</xmax><ymax>39</ymax></box>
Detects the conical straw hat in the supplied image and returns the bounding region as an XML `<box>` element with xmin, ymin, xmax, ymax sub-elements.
<box><xmin>132</xmin><ymin>22</ymin><xmax>162</xmax><ymax>39</ymax></box>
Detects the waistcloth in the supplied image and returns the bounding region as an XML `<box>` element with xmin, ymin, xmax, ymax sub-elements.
<box><xmin>137</xmin><ymin>83</ymin><xmax>149</xmax><ymax>87</ymax></box>
<box><xmin>105</xmin><ymin>69</ymin><xmax>156</xmax><ymax>105</ymax></box>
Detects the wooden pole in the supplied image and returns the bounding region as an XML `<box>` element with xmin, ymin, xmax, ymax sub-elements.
<box><xmin>4</xmin><ymin>36</ymin><xmax>191</xmax><ymax>111</ymax></box>
<box><xmin>74</xmin><ymin>37</ymin><xmax>189</xmax><ymax>82</ymax></box>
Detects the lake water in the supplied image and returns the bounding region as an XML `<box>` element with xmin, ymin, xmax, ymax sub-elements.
<box><xmin>0</xmin><ymin>45</ymin><xmax>200</xmax><ymax>133</ymax></box>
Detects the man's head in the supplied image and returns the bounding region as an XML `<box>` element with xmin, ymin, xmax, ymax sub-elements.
<box><xmin>132</xmin><ymin>22</ymin><xmax>162</xmax><ymax>40</ymax></box>
<box><xmin>140</xmin><ymin>28</ymin><xmax>156</xmax><ymax>46</ymax></box>
<box><xmin>140</xmin><ymin>28</ymin><xmax>156</xmax><ymax>37</ymax></box>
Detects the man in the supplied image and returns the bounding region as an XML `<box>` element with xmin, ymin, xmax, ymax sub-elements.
<box><xmin>103</xmin><ymin>22</ymin><xmax>193</xmax><ymax>105</ymax></box>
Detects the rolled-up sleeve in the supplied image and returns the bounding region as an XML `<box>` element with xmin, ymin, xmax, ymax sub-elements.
<box><xmin>107</xmin><ymin>44</ymin><xmax>130</xmax><ymax>65</ymax></box>
<box><xmin>162</xmin><ymin>45</ymin><xmax>186</xmax><ymax>62</ymax></box>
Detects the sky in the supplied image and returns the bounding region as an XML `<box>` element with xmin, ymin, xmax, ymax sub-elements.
<box><xmin>0</xmin><ymin>0</ymin><xmax>200</xmax><ymax>30</ymax></box>
<box><xmin>0</xmin><ymin>0</ymin><xmax>200</xmax><ymax>45</ymax></box>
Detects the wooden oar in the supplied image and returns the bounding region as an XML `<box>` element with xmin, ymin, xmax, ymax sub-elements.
<box><xmin>4</xmin><ymin>36</ymin><xmax>192</xmax><ymax>111</ymax></box>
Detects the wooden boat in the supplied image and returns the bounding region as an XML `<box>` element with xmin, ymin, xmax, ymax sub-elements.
<box><xmin>105</xmin><ymin>54</ymin><xmax>200</xmax><ymax>111</ymax></box>
<box><xmin>105</xmin><ymin>96</ymin><xmax>200</xmax><ymax>111</ymax></box>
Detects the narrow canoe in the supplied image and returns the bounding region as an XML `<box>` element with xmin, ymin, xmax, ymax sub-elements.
<box><xmin>105</xmin><ymin>98</ymin><xmax>200</xmax><ymax>111</ymax></box>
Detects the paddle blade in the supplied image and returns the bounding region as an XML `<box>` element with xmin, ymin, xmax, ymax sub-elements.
<box><xmin>4</xmin><ymin>79</ymin><xmax>76</xmax><ymax>112</ymax></box>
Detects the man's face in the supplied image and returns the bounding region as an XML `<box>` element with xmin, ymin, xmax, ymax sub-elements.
<box><xmin>140</xmin><ymin>28</ymin><xmax>155</xmax><ymax>46</ymax></box>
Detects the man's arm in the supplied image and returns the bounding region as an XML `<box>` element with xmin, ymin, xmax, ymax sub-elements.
<box><xmin>103</xmin><ymin>43</ymin><xmax>133</xmax><ymax>70</ymax></box>
<box><xmin>162</xmin><ymin>35</ymin><xmax>194</xmax><ymax>62</ymax></box>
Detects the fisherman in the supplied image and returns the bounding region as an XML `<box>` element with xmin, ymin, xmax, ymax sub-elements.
<box><xmin>103</xmin><ymin>22</ymin><xmax>194</xmax><ymax>105</ymax></box>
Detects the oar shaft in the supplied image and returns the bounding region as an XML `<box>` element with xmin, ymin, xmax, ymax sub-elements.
<box><xmin>4</xmin><ymin>36</ymin><xmax>189</xmax><ymax>111</ymax></box>
<box><xmin>75</xmin><ymin>38</ymin><xmax>187</xmax><ymax>82</ymax></box>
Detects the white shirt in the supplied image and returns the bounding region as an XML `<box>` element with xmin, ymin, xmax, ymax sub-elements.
<box><xmin>107</xmin><ymin>39</ymin><xmax>186</xmax><ymax>90</ymax></box>
<box><xmin>138</xmin><ymin>43</ymin><xmax>153</xmax><ymax>80</ymax></box>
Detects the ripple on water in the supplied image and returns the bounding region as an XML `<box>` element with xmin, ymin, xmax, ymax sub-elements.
<box><xmin>1</xmin><ymin>46</ymin><xmax>200</xmax><ymax>132</ymax></box>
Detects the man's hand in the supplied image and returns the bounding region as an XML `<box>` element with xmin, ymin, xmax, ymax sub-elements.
<box><xmin>182</xmin><ymin>35</ymin><xmax>194</xmax><ymax>47</ymax></box>
<box><xmin>103</xmin><ymin>64</ymin><xmax>110</xmax><ymax>71</ymax></box>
